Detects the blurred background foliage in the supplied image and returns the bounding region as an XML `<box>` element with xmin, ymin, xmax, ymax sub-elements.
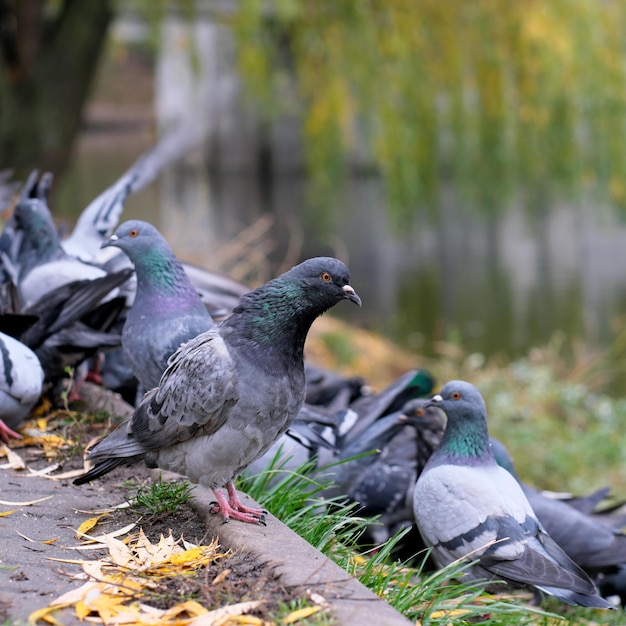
<box><xmin>232</xmin><ymin>0</ymin><xmax>626</xmax><ymax>218</ymax></box>
<box><xmin>3</xmin><ymin>0</ymin><xmax>626</xmax><ymax>220</ymax></box>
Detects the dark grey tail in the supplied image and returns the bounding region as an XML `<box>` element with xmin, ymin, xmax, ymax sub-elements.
<box><xmin>73</xmin><ymin>458</ymin><xmax>131</xmax><ymax>485</ymax></box>
<box><xmin>538</xmin><ymin>585</ymin><xmax>615</xmax><ymax>610</ymax></box>
<box><xmin>73</xmin><ymin>419</ymin><xmax>148</xmax><ymax>486</ymax></box>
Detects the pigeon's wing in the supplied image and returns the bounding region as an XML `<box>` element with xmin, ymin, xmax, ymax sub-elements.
<box><xmin>63</xmin><ymin>124</ymin><xmax>205</xmax><ymax>261</ymax></box>
<box><xmin>128</xmin><ymin>328</ymin><xmax>239</xmax><ymax>450</ymax></box>
<box><xmin>484</xmin><ymin>524</ymin><xmax>607</xmax><ymax>597</ymax></box>
<box><xmin>526</xmin><ymin>486</ymin><xmax>626</xmax><ymax>569</ymax></box>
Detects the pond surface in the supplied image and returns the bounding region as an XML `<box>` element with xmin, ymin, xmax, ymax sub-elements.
<box><xmin>54</xmin><ymin>129</ymin><xmax>626</xmax><ymax>382</ymax></box>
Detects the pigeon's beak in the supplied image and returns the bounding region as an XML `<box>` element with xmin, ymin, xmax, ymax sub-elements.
<box><xmin>342</xmin><ymin>284</ymin><xmax>362</xmax><ymax>307</ymax></box>
<box><xmin>423</xmin><ymin>393</ymin><xmax>443</xmax><ymax>409</ymax></box>
<box><xmin>101</xmin><ymin>234</ymin><xmax>119</xmax><ymax>249</ymax></box>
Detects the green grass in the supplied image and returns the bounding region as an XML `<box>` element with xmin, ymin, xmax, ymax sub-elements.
<box><xmin>131</xmin><ymin>475</ymin><xmax>195</xmax><ymax>515</ymax></box>
<box><xmin>238</xmin><ymin>324</ymin><xmax>626</xmax><ymax>626</ymax></box>
<box><xmin>239</xmin><ymin>457</ymin><xmax>565</xmax><ymax>625</ymax></box>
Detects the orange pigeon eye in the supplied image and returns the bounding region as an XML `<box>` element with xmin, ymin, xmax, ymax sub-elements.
<box><xmin>451</xmin><ymin>391</ymin><xmax>462</xmax><ymax>400</ymax></box>
<box><xmin>416</xmin><ymin>408</ymin><xmax>425</xmax><ymax>416</ymax></box>
<box><xmin>321</xmin><ymin>272</ymin><xmax>332</xmax><ymax>282</ymax></box>
<box><xmin>129</xmin><ymin>229</ymin><xmax>139</xmax><ymax>238</ymax></box>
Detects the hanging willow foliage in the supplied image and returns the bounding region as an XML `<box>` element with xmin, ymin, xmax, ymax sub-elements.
<box><xmin>231</xmin><ymin>0</ymin><xmax>626</xmax><ymax>218</ymax></box>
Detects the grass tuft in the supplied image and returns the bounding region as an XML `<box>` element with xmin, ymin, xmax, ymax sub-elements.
<box><xmin>131</xmin><ymin>475</ymin><xmax>195</xmax><ymax>516</ymax></box>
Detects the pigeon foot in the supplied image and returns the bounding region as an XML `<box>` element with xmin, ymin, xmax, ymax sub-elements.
<box><xmin>0</xmin><ymin>420</ymin><xmax>21</xmax><ymax>444</ymax></box>
<box><xmin>225</xmin><ymin>482</ymin><xmax>267</xmax><ymax>517</ymax></box>
<box><xmin>210</xmin><ymin>484</ymin><xmax>266</xmax><ymax>524</ymax></box>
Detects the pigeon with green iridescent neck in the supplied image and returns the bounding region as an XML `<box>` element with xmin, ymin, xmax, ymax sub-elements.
<box><xmin>413</xmin><ymin>380</ymin><xmax>613</xmax><ymax>609</ymax></box>
<box><xmin>74</xmin><ymin>257</ymin><xmax>361</xmax><ymax>524</ymax></box>
<box><xmin>101</xmin><ymin>220</ymin><xmax>215</xmax><ymax>391</ymax></box>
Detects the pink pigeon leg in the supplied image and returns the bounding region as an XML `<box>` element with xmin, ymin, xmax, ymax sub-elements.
<box><xmin>0</xmin><ymin>420</ymin><xmax>21</xmax><ymax>444</ymax></box>
<box><xmin>225</xmin><ymin>481</ymin><xmax>266</xmax><ymax>517</ymax></box>
<box><xmin>211</xmin><ymin>486</ymin><xmax>265</xmax><ymax>524</ymax></box>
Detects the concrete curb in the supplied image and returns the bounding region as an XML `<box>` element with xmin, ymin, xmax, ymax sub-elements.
<box><xmin>154</xmin><ymin>470</ymin><xmax>414</xmax><ymax>626</ymax></box>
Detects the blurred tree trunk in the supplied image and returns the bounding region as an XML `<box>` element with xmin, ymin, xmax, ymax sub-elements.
<box><xmin>0</xmin><ymin>0</ymin><xmax>114</xmax><ymax>175</ymax></box>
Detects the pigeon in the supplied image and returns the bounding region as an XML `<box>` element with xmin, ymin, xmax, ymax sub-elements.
<box><xmin>304</xmin><ymin>364</ymin><xmax>369</xmax><ymax>410</ymax></box>
<box><xmin>15</xmin><ymin>269</ymin><xmax>132</xmax><ymax>387</ymax></box>
<box><xmin>100</xmin><ymin>220</ymin><xmax>215</xmax><ymax>391</ymax></box>
<box><xmin>0</xmin><ymin>331</ymin><xmax>44</xmax><ymax>443</ymax></box>
<box><xmin>339</xmin><ymin>369</ymin><xmax>435</xmax><ymax>444</ymax></box>
<box><xmin>413</xmin><ymin>380</ymin><xmax>613</xmax><ymax>609</ymax></box>
<box><xmin>490</xmin><ymin>438</ymin><xmax>626</xmax><ymax>576</ymax></box>
<box><xmin>73</xmin><ymin>257</ymin><xmax>361</xmax><ymax>524</ymax></box>
<box><xmin>6</xmin><ymin>193</ymin><xmax>112</xmax><ymax>309</ymax></box>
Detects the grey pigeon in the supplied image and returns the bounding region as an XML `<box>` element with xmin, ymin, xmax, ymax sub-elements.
<box><xmin>490</xmin><ymin>438</ymin><xmax>626</xmax><ymax>576</ymax></box>
<box><xmin>101</xmin><ymin>220</ymin><xmax>215</xmax><ymax>391</ymax></box>
<box><xmin>73</xmin><ymin>257</ymin><xmax>361</xmax><ymax>524</ymax></box>
<box><xmin>6</xmin><ymin>194</ymin><xmax>112</xmax><ymax>309</ymax></box>
<box><xmin>413</xmin><ymin>380</ymin><xmax>613</xmax><ymax>609</ymax></box>
<box><xmin>0</xmin><ymin>331</ymin><xmax>44</xmax><ymax>443</ymax></box>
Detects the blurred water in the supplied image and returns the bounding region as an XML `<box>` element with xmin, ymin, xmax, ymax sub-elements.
<box><xmin>55</xmin><ymin>136</ymin><xmax>626</xmax><ymax>372</ymax></box>
<box><xmin>49</xmin><ymin>13</ymin><xmax>626</xmax><ymax>382</ymax></box>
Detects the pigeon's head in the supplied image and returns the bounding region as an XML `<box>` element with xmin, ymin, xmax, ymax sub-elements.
<box><xmin>424</xmin><ymin>380</ymin><xmax>487</xmax><ymax>421</ymax></box>
<box><xmin>281</xmin><ymin>256</ymin><xmax>362</xmax><ymax>308</ymax></box>
<box><xmin>401</xmin><ymin>398</ymin><xmax>446</xmax><ymax>431</ymax></box>
<box><xmin>101</xmin><ymin>220</ymin><xmax>165</xmax><ymax>258</ymax></box>
<box><xmin>12</xmin><ymin>198</ymin><xmax>59</xmax><ymax>246</ymax></box>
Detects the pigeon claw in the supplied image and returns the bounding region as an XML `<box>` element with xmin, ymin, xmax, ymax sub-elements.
<box><xmin>0</xmin><ymin>419</ymin><xmax>22</xmax><ymax>445</ymax></box>
<box><xmin>210</xmin><ymin>483</ymin><xmax>267</xmax><ymax>525</ymax></box>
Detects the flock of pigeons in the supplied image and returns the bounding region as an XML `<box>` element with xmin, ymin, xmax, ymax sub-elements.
<box><xmin>1</xmin><ymin>143</ymin><xmax>626</xmax><ymax>613</ymax></box>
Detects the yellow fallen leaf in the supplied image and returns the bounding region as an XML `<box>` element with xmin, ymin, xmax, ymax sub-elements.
<box><xmin>42</xmin><ymin>537</ymin><xmax>59</xmax><ymax>545</ymax></box>
<box><xmin>105</xmin><ymin>534</ymin><xmax>135</xmax><ymax>568</ymax></box>
<box><xmin>211</xmin><ymin>568</ymin><xmax>231</xmax><ymax>585</ymax></box>
<box><xmin>0</xmin><ymin>495</ymin><xmax>52</xmax><ymax>506</ymax></box>
<box><xmin>75</xmin><ymin>513</ymin><xmax>109</xmax><ymax>539</ymax></box>
<box><xmin>190</xmin><ymin>601</ymin><xmax>265</xmax><ymax>625</ymax></box>
<box><xmin>75</xmin><ymin>598</ymin><xmax>92</xmax><ymax>620</ymax></box>
<box><xmin>28</xmin><ymin>602</ymin><xmax>72</xmax><ymax>625</ymax></box>
<box><xmin>282</xmin><ymin>606</ymin><xmax>321</xmax><ymax>624</ymax></box>
<box><xmin>71</xmin><ymin>521</ymin><xmax>136</xmax><ymax>546</ymax></box>
<box><xmin>37</xmin><ymin>467</ymin><xmax>87</xmax><ymax>480</ymax></box>
<box><xmin>27</xmin><ymin>463</ymin><xmax>62</xmax><ymax>477</ymax></box>
<box><xmin>429</xmin><ymin>608</ymin><xmax>476</xmax><ymax>619</ymax></box>
<box><xmin>161</xmin><ymin>600</ymin><xmax>208</xmax><ymax>619</ymax></box>
<box><xmin>0</xmin><ymin>444</ymin><xmax>25</xmax><ymax>470</ymax></box>
<box><xmin>36</xmin><ymin>418</ymin><xmax>47</xmax><ymax>431</ymax></box>
<box><xmin>0</xmin><ymin>510</ymin><xmax>15</xmax><ymax>517</ymax></box>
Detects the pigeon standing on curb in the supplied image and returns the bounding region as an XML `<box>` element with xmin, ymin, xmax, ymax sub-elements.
<box><xmin>101</xmin><ymin>220</ymin><xmax>215</xmax><ymax>391</ymax></box>
<box><xmin>0</xmin><ymin>331</ymin><xmax>44</xmax><ymax>443</ymax></box>
<box><xmin>413</xmin><ymin>380</ymin><xmax>613</xmax><ymax>609</ymax></box>
<box><xmin>74</xmin><ymin>257</ymin><xmax>361</xmax><ymax>524</ymax></box>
